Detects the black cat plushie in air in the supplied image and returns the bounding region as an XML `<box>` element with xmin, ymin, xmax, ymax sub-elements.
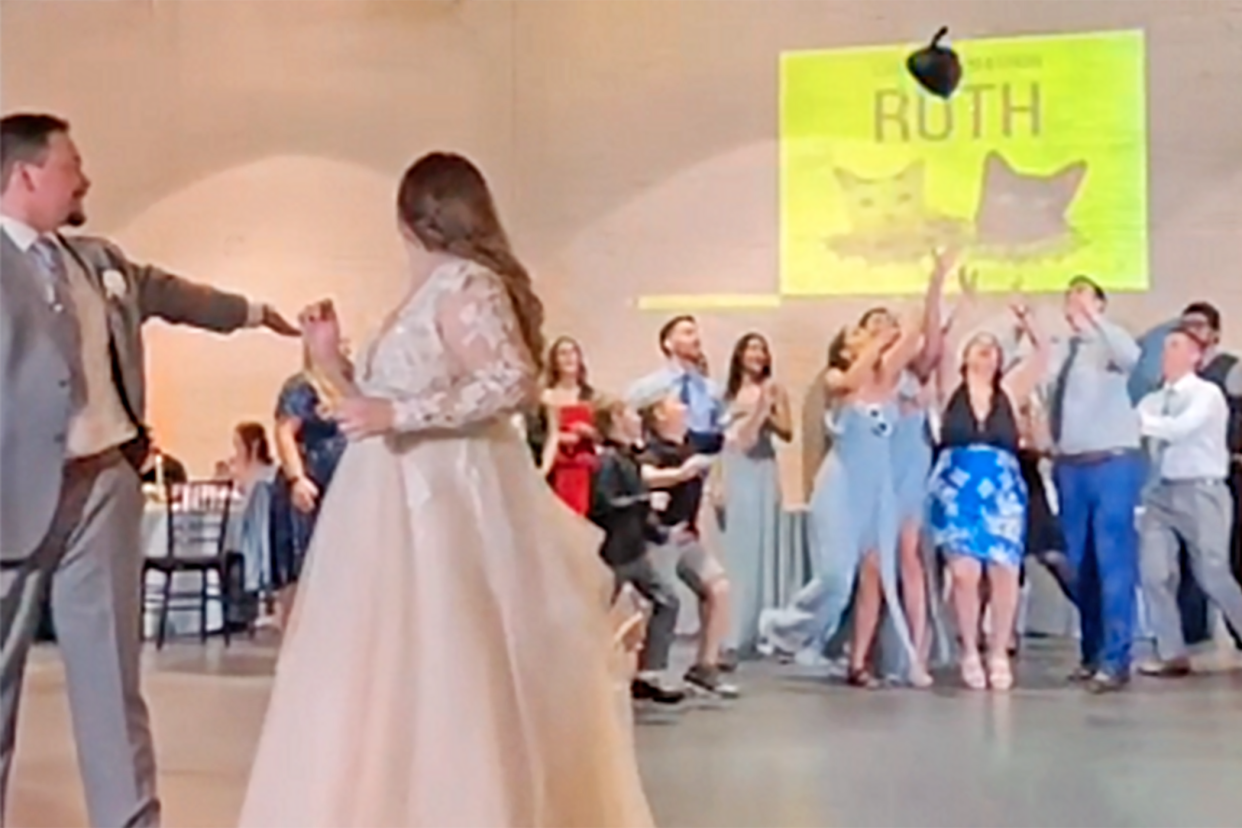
<box><xmin>907</xmin><ymin>27</ymin><xmax>962</xmax><ymax>99</ymax></box>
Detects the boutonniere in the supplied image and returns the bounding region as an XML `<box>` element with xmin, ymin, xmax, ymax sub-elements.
<box><xmin>101</xmin><ymin>269</ymin><xmax>127</xmax><ymax>301</ymax></box>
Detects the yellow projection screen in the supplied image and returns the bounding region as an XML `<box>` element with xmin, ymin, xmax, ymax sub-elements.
<box><xmin>781</xmin><ymin>30</ymin><xmax>1148</xmax><ymax>296</ymax></box>
<box><xmin>636</xmin><ymin>29</ymin><xmax>1148</xmax><ymax>310</ymax></box>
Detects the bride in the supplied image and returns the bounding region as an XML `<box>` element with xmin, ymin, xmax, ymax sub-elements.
<box><xmin>237</xmin><ymin>152</ymin><xmax>653</xmax><ymax>827</ymax></box>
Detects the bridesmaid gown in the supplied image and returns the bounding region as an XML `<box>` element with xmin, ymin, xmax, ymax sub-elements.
<box><xmin>758</xmin><ymin>402</ymin><xmax>917</xmax><ymax>668</ymax></box>
<box><xmin>237</xmin><ymin>259</ymin><xmax>652</xmax><ymax>828</ymax></box>
<box><xmin>718</xmin><ymin>407</ymin><xmax>782</xmax><ymax>656</ymax></box>
<box><xmin>877</xmin><ymin>372</ymin><xmax>952</xmax><ymax>676</ymax></box>
<box><xmin>891</xmin><ymin>371</ymin><xmax>932</xmax><ymax>529</ymax></box>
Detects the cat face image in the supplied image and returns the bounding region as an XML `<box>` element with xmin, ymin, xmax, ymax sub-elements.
<box><xmin>974</xmin><ymin>152</ymin><xmax>1087</xmax><ymax>250</ymax></box>
<box><xmin>834</xmin><ymin>162</ymin><xmax>927</xmax><ymax>234</ymax></box>
<box><xmin>827</xmin><ymin>161</ymin><xmax>968</xmax><ymax>264</ymax></box>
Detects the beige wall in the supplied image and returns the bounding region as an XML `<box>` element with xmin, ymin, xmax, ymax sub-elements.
<box><xmin>4</xmin><ymin>0</ymin><xmax>1241</xmax><ymax>497</ymax></box>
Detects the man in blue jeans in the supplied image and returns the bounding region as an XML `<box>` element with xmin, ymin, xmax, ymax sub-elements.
<box><xmin>1047</xmin><ymin>276</ymin><xmax>1145</xmax><ymax>693</ymax></box>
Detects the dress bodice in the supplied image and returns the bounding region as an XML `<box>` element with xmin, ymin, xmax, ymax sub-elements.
<box><xmin>826</xmin><ymin>400</ymin><xmax>898</xmax><ymax>461</ymax></box>
<box><xmin>940</xmin><ymin>383</ymin><xmax>1020</xmax><ymax>454</ymax></box>
<box><xmin>358</xmin><ymin>259</ymin><xmax>533</xmax><ymax>434</ymax></box>
<box><xmin>724</xmin><ymin>402</ymin><xmax>777</xmax><ymax>460</ymax></box>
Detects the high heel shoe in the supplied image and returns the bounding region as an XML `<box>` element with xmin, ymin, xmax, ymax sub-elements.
<box><xmin>960</xmin><ymin>653</ymin><xmax>987</xmax><ymax>690</ymax></box>
<box><xmin>987</xmin><ymin>655</ymin><xmax>1013</xmax><ymax>691</ymax></box>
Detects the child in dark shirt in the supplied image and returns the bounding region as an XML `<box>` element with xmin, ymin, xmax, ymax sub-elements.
<box><xmin>589</xmin><ymin>397</ymin><xmax>685</xmax><ymax>705</ymax></box>
<box><xmin>636</xmin><ymin>390</ymin><xmax>738</xmax><ymax>698</ymax></box>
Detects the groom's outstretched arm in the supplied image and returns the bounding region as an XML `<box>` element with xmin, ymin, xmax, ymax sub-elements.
<box><xmin>82</xmin><ymin>236</ymin><xmax>295</xmax><ymax>334</ymax></box>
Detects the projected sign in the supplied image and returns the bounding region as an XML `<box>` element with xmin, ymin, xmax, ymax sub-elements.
<box><xmin>779</xmin><ymin>29</ymin><xmax>1148</xmax><ymax>296</ymax></box>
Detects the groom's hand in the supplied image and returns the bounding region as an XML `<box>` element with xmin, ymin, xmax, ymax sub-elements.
<box><xmin>260</xmin><ymin>304</ymin><xmax>300</xmax><ymax>337</ymax></box>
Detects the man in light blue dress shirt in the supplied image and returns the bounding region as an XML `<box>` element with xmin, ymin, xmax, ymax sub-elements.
<box><xmin>1045</xmin><ymin>276</ymin><xmax>1145</xmax><ymax>693</ymax></box>
<box><xmin>632</xmin><ymin>315</ymin><xmax>725</xmax><ymax>455</ymax></box>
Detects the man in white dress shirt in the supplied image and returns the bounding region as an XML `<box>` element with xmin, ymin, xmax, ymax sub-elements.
<box><xmin>1136</xmin><ymin>325</ymin><xmax>1242</xmax><ymax>676</ymax></box>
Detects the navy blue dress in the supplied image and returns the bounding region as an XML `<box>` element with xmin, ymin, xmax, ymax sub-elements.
<box><xmin>269</xmin><ymin>376</ymin><xmax>348</xmax><ymax>590</ymax></box>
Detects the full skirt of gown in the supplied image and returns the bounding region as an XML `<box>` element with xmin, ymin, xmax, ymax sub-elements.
<box><xmin>237</xmin><ymin>419</ymin><xmax>653</xmax><ymax>828</ymax></box>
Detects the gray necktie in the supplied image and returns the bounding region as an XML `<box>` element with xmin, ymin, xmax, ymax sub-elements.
<box><xmin>1149</xmin><ymin>387</ymin><xmax>1177</xmax><ymax>481</ymax></box>
<box><xmin>30</xmin><ymin>238</ymin><xmax>84</xmax><ymax>399</ymax></box>
<box><xmin>30</xmin><ymin>237</ymin><xmax>75</xmax><ymax>316</ymax></box>
<box><xmin>1048</xmin><ymin>337</ymin><xmax>1082</xmax><ymax>445</ymax></box>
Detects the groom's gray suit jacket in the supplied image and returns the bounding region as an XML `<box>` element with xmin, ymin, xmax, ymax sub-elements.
<box><xmin>0</xmin><ymin>230</ymin><xmax>251</xmax><ymax>563</ymax></box>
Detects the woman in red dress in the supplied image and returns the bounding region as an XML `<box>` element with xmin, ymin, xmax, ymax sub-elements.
<box><xmin>538</xmin><ymin>336</ymin><xmax>599</xmax><ymax>515</ymax></box>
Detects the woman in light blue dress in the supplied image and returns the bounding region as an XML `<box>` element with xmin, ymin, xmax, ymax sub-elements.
<box><xmin>716</xmin><ymin>333</ymin><xmax>792</xmax><ymax>659</ymax></box>
<box><xmin>758</xmin><ymin>318</ymin><xmax>930</xmax><ymax>688</ymax></box>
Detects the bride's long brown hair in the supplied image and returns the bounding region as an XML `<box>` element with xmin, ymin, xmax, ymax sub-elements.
<box><xmin>396</xmin><ymin>152</ymin><xmax>545</xmax><ymax>370</ymax></box>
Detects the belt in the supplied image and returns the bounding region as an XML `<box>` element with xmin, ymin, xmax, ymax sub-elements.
<box><xmin>64</xmin><ymin>445</ymin><xmax>125</xmax><ymax>471</ymax></box>
<box><xmin>1055</xmin><ymin>448</ymin><xmax>1140</xmax><ymax>466</ymax></box>
<box><xmin>1159</xmin><ymin>477</ymin><xmax>1225</xmax><ymax>487</ymax></box>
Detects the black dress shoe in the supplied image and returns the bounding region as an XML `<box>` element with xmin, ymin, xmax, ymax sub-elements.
<box><xmin>1086</xmin><ymin>672</ymin><xmax>1131</xmax><ymax>694</ymax></box>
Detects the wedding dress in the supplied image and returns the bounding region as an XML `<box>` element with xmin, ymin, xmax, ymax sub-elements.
<box><xmin>237</xmin><ymin>258</ymin><xmax>653</xmax><ymax>827</ymax></box>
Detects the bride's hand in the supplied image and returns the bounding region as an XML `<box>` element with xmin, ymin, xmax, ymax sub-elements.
<box><xmin>334</xmin><ymin>397</ymin><xmax>395</xmax><ymax>440</ymax></box>
<box><xmin>299</xmin><ymin>300</ymin><xmax>342</xmax><ymax>364</ymax></box>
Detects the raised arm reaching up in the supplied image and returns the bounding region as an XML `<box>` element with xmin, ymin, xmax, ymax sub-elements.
<box><xmin>908</xmin><ymin>248</ymin><xmax>959</xmax><ymax>381</ymax></box>
<box><xmin>1002</xmin><ymin>300</ymin><xmax>1050</xmax><ymax>404</ymax></box>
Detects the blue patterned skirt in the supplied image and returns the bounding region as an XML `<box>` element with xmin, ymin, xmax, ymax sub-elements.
<box><xmin>928</xmin><ymin>445</ymin><xmax>1028</xmax><ymax>568</ymax></box>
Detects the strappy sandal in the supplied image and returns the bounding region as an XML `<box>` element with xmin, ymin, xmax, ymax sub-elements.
<box><xmin>846</xmin><ymin>666</ymin><xmax>881</xmax><ymax>690</ymax></box>
<box><xmin>987</xmin><ymin>655</ymin><xmax>1014</xmax><ymax>692</ymax></box>
<box><xmin>960</xmin><ymin>653</ymin><xmax>987</xmax><ymax>690</ymax></box>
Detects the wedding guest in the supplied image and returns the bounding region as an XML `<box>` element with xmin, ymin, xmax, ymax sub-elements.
<box><xmin>760</xmin><ymin>307</ymin><xmax>929</xmax><ymax>689</ymax></box>
<box><xmin>1136</xmin><ymin>325</ymin><xmax>1242</xmax><ymax>675</ymax></box>
<box><xmin>716</xmin><ymin>333</ymin><xmax>791</xmax><ymax>660</ymax></box>
<box><xmin>1047</xmin><ymin>275</ymin><xmax>1144</xmax><ymax>693</ymax></box>
<box><xmin>268</xmin><ymin>350</ymin><xmax>348</xmax><ymax>630</ymax></box>
<box><xmin>589</xmin><ymin>396</ymin><xmax>685</xmax><ymax>705</ymax></box>
<box><xmin>534</xmin><ymin>336</ymin><xmax>599</xmax><ymax>515</ymax></box>
<box><xmin>929</xmin><ymin>303</ymin><xmax>1048</xmax><ymax>690</ymax></box>
<box><xmin>636</xmin><ymin>315</ymin><xmax>725</xmax><ymax>455</ymax></box>
<box><xmin>222</xmin><ymin>423</ymin><xmax>276</xmax><ymax>616</ymax></box>
<box><xmin>1168</xmin><ymin>303</ymin><xmax>1242</xmax><ymax>649</ymax></box>
<box><xmin>636</xmin><ymin>382</ymin><xmax>737</xmax><ymax>697</ymax></box>
<box><xmin>229</xmin><ymin>421</ymin><xmax>277</xmax><ymax>496</ymax></box>
<box><xmin>874</xmin><ymin>249</ymin><xmax>957</xmax><ymax>678</ymax></box>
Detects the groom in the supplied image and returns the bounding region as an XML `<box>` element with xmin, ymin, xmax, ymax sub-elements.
<box><xmin>0</xmin><ymin>112</ymin><xmax>297</xmax><ymax>827</ymax></box>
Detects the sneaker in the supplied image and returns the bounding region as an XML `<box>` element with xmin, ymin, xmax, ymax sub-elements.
<box><xmin>717</xmin><ymin>649</ymin><xmax>740</xmax><ymax>674</ymax></box>
<box><xmin>630</xmin><ymin>678</ymin><xmax>685</xmax><ymax>705</ymax></box>
<box><xmin>1086</xmin><ymin>670</ymin><xmax>1130</xmax><ymax>695</ymax></box>
<box><xmin>685</xmin><ymin>664</ymin><xmax>740</xmax><ymax>699</ymax></box>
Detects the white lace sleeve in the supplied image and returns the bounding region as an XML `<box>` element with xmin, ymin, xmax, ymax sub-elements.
<box><xmin>390</xmin><ymin>269</ymin><xmax>536</xmax><ymax>433</ymax></box>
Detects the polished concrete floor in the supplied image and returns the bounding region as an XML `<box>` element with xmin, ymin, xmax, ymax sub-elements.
<box><xmin>10</xmin><ymin>637</ymin><xmax>1242</xmax><ymax>828</ymax></box>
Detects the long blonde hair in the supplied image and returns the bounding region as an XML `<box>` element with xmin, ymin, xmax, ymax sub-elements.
<box><xmin>301</xmin><ymin>346</ymin><xmax>345</xmax><ymax>416</ymax></box>
<box><xmin>396</xmin><ymin>152</ymin><xmax>545</xmax><ymax>370</ymax></box>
